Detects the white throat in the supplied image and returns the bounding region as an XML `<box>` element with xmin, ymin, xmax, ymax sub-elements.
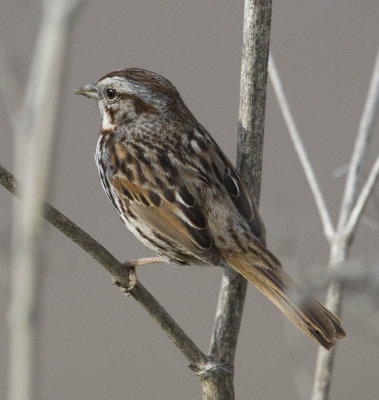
<box><xmin>102</xmin><ymin>111</ymin><xmax>116</xmax><ymax>130</ymax></box>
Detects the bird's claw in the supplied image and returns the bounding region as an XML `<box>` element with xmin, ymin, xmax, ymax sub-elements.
<box><xmin>112</xmin><ymin>266</ymin><xmax>138</xmax><ymax>296</ymax></box>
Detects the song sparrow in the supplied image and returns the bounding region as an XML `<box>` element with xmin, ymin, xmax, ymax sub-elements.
<box><xmin>76</xmin><ymin>68</ymin><xmax>345</xmax><ymax>349</ymax></box>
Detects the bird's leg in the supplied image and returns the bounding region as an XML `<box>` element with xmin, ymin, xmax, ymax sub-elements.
<box><xmin>123</xmin><ymin>256</ymin><xmax>164</xmax><ymax>269</ymax></box>
<box><xmin>112</xmin><ymin>256</ymin><xmax>164</xmax><ymax>295</ymax></box>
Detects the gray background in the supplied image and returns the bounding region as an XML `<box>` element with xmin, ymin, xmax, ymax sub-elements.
<box><xmin>1</xmin><ymin>1</ymin><xmax>379</xmax><ymax>399</ymax></box>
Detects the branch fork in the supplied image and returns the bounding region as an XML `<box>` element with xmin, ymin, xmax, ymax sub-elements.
<box><xmin>269</xmin><ymin>46</ymin><xmax>379</xmax><ymax>400</ymax></box>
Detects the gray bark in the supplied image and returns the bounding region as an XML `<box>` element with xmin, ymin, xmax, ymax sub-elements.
<box><xmin>203</xmin><ymin>0</ymin><xmax>272</xmax><ymax>398</ymax></box>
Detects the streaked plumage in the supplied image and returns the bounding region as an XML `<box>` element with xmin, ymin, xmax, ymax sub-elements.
<box><xmin>76</xmin><ymin>68</ymin><xmax>346</xmax><ymax>349</ymax></box>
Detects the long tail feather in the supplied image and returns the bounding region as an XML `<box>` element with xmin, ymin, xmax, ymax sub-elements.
<box><xmin>223</xmin><ymin>252</ymin><xmax>346</xmax><ymax>349</ymax></box>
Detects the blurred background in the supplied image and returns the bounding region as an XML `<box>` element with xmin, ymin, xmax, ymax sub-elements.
<box><xmin>0</xmin><ymin>1</ymin><xmax>378</xmax><ymax>399</ymax></box>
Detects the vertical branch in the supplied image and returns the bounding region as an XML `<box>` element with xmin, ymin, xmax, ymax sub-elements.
<box><xmin>205</xmin><ymin>1</ymin><xmax>272</xmax><ymax>399</ymax></box>
<box><xmin>236</xmin><ymin>0</ymin><xmax>273</xmax><ymax>201</ymax></box>
<box><xmin>8</xmin><ymin>2</ymin><xmax>83</xmax><ymax>400</ymax></box>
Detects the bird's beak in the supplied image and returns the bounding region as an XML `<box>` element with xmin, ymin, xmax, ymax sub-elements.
<box><xmin>75</xmin><ymin>83</ymin><xmax>100</xmax><ymax>100</ymax></box>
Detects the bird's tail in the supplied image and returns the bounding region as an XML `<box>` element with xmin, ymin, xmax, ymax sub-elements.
<box><xmin>222</xmin><ymin>250</ymin><xmax>346</xmax><ymax>349</ymax></box>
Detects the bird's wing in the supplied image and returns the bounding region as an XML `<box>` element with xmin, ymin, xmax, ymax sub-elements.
<box><xmin>107</xmin><ymin>139</ymin><xmax>220</xmax><ymax>265</ymax></box>
<box><xmin>178</xmin><ymin>125</ymin><xmax>287</xmax><ymax>271</ymax></box>
<box><xmin>189</xmin><ymin>124</ymin><xmax>266</xmax><ymax>242</ymax></box>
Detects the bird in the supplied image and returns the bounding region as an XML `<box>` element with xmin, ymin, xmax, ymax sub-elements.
<box><xmin>76</xmin><ymin>68</ymin><xmax>346</xmax><ymax>349</ymax></box>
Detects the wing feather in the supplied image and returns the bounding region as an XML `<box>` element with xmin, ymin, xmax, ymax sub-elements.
<box><xmin>193</xmin><ymin>125</ymin><xmax>266</xmax><ymax>242</ymax></box>
<box><xmin>112</xmin><ymin>176</ymin><xmax>219</xmax><ymax>265</ymax></box>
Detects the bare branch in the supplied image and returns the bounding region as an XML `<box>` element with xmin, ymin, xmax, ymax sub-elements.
<box><xmin>209</xmin><ymin>269</ymin><xmax>249</xmax><ymax>362</ymax></box>
<box><xmin>338</xmin><ymin>47</ymin><xmax>379</xmax><ymax>229</ymax></box>
<box><xmin>307</xmin><ymin>260</ymin><xmax>379</xmax><ymax>299</ymax></box>
<box><xmin>0</xmin><ymin>163</ymin><xmax>209</xmax><ymax>372</ymax></box>
<box><xmin>311</xmin><ymin>47</ymin><xmax>379</xmax><ymax>400</ymax></box>
<box><xmin>268</xmin><ymin>52</ymin><xmax>335</xmax><ymax>241</ymax></box>
<box><xmin>205</xmin><ymin>1</ymin><xmax>273</xmax><ymax>398</ymax></box>
<box><xmin>8</xmin><ymin>2</ymin><xmax>85</xmax><ymax>400</ymax></box>
<box><xmin>269</xmin><ymin>44</ymin><xmax>379</xmax><ymax>400</ymax></box>
<box><xmin>343</xmin><ymin>155</ymin><xmax>379</xmax><ymax>238</ymax></box>
<box><xmin>236</xmin><ymin>1</ymin><xmax>273</xmax><ymax>201</ymax></box>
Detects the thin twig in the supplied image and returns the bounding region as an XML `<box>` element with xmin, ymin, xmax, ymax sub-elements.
<box><xmin>343</xmin><ymin>155</ymin><xmax>379</xmax><ymax>238</ymax></box>
<box><xmin>338</xmin><ymin>47</ymin><xmax>379</xmax><ymax>230</ymax></box>
<box><xmin>0</xmin><ymin>163</ymin><xmax>209</xmax><ymax>372</ymax></box>
<box><xmin>8</xmin><ymin>3</ymin><xmax>83</xmax><ymax>400</ymax></box>
<box><xmin>268</xmin><ymin>52</ymin><xmax>335</xmax><ymax>241</ymax></box>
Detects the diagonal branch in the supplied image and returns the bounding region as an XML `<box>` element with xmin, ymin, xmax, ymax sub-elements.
<box><xmin>338</xmin><ymin>47</ymin><xmax>379</xmax><ymax>230</ymax></box>
<box><xmin>342</xmin><ymin>155</ymin><xmax>379</xmax><ymax>238</ymax></box>
<box><xmin>0</xmin><ymin>163</ymin><xmax>208</xmax><ymax>371</ymax></box>
<box><xmin>268</xmin><ymin>52</ymin><xmax>335</xmax><ymax>241</ymax></box>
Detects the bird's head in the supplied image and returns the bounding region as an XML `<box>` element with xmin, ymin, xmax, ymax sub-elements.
<box><xmin>75</xmin><ymin>68</ymin><xmax>191</xmax><ymax>131</ymax></box>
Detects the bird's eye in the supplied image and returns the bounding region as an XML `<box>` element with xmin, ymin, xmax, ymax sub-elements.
<box><xmin>105</xmin><ymin>88</ymin><xmax>118</xmax><ymax>101</ymax></box>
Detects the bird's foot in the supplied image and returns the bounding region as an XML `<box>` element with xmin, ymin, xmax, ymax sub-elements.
<box><xmin>112</xmin><ymin>267</ymin><xmax>138</xmax><ymax>296</ymax></box>
<box><xmin>122</xmin><ymin>256</ymin><xmax>163</xmax><ymax>268</ymax></box>
<box><xmin>112</xmin><ymin>256</ymin><xmax>163</xmax><ymax>296</ymax></box>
